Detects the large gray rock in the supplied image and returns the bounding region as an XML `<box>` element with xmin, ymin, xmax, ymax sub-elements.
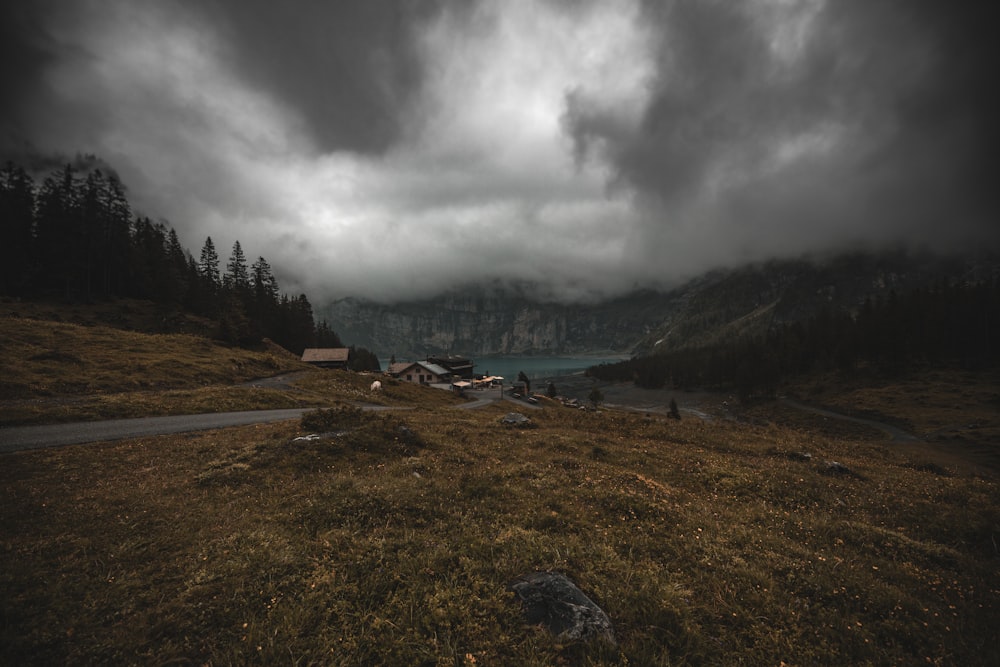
<box><xmin>509</xmin><ymin>572</ymin><xmax>616</xmax><ymax>645</ymax></box>
<box><xmin>500</xmin><ymin>412</ymin><xmax>532</xmax><ymax>427</ymax></box>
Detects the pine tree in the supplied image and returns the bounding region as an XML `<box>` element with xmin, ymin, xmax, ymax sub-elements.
<box><xmin>0</xmin><ymin>162</ymin><xmax>36</xmax><ymax>295</ymax></box>
<box><xmin>35</xmin><ymin>165</ymin><xmax>80</xmax><ymax>298</ymax></box>
<box><xmin>224</xmin><ymin>240</ymin><xmax>250</xmax><ymax>296</ymax></box>
<box><xmin>199</xmin><ymin>237</ymin><xmax>220</xmax><ymax>288</ymax></box>
<box><xmin>348</xmin><ymin>346</ymin><xmax>381</xmax><ymax>371</ymax></box>
<box><xmin>78</xmin><ymin>169</ymin><xmax>106</xmax><ymax>298</ymax></box>
<box><xmin>101</xmin><ymin>173</ymin><xmax>132</xmax><ymax>296</ymax></box>
<box><xmin>272</xmin><ymin>294</ymin><xmax>318</xmax><ymax>355</ymax></box>
<box><xmin>164</xmin><ymin>228</ymin><xmax>191</xmax><ymax>306</ymax></box>
<box><xmin>315</xmin><ymin>319</ymin><xmax>343</xmax><ymax>347</ymax></box>
<box><xmin>250</xmin><ymin>256</ymin><xmax>280</xmax><ymax>339</ymax></box>
<box><xmin>129</xmin><ymin>216</ymin><xmax>170</xmax><ymax>302</ymax></box>
<box><xmin>196</xmin><ymin>237</ymin><xmax>221</xmax><ymax>314</ymax></box>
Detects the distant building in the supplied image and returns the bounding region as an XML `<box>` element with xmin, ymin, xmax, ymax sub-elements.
<box><xmin>388</xmin><ymin>360</ymin><xmax>451</xmax><ymax>385</ymax></box>
<box><xmin>301</xmin><ymin>348</ymin><xmax>350</xmax><ymax>369</ymax></box>
<box><xmin>426</xmin><ymin>355</ymin><xmax>474</xmax><ymax>379</ymax></box>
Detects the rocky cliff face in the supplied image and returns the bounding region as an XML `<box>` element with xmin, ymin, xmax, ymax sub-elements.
<box><xmin>326</xmin><ymin>288</ymin><xmax>677</xmax><ymax>358</ymax></box>
<box><xmin>324</xmin><ymin>251</ymin><xmax>998</xmax><ymax>359</ymax></box>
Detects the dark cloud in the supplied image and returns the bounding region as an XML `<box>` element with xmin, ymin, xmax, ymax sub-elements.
<box><xmin>187</xmin><ymin>0</ymin><xmax>454</xmax><ymax>154</ymax></box>
<box><xmin>2</xmin><ymin>0</ymin><xmax>996</xmax><ymax>306</ymax></box>
<box><xmin>0</xmin><ymin>3</ymin><xmax>61</xmax><ymax>150</ymax></box>
<box><xmin>564</xmin><ymin>0</ymin><xmax>1000</xmax><ymax>259</ymax></box>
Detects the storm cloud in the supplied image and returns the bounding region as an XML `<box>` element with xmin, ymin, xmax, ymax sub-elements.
<box><xmin>2</xmin><ymin>0</ymin><xmax>997</xmax><ymax>304</ymax></box>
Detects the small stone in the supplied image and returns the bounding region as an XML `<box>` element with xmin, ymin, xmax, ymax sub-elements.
<box><xmin>823</xmin><ymin>460</ymin><xmax>852</xmax><ymax>475</ymax></box>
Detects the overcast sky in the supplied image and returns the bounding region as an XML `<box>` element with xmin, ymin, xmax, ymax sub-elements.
<box><xmin>2</xmin><ymin>0</ymin><xmax>997</xmax><ymax>303</ymax></box>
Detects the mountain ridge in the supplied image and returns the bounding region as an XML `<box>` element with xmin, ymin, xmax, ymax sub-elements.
<box><xmin>324</xmin><ymin>250</ymin><xmax>999</xmax><ymax>359</ymax></box>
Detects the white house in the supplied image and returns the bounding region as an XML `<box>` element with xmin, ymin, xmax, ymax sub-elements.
<box><xmin>387</xmin><ymin>361</ymin><xmax>451</xmax><ymax>385</ymax></box>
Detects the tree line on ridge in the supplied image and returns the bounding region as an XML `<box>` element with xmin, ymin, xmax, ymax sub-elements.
<box><xmin>0</xmin><ymin>158</ymin><xmax>378</xmax><ymax>367</ymax></box>
<box><xmin>588</xmin><ymin>277</ymin><xmax>1000</xmax><ymax>402</ymax></box>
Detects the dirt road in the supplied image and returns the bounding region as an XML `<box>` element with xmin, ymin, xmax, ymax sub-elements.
<box><xmin>0</xmin><ymin>409</ymin><xmax>315</xmax><ymax>453</ymax></box>
<box><xmin>0</xmin><ymin>404</ymin><xmax>410</xmax><ymax>453</ymax></box>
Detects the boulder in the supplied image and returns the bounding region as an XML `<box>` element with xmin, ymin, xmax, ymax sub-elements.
<box><xmin>509</xmin><ymin>572</ymin><xmax>616</xmax><ymax>645</ymax></box>
<box><xmin>500</xmin><ymin>412</ymin><xmax>532</xmax><ymax>427</ymax></box>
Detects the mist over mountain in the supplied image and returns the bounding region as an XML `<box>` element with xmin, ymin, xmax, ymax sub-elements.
<box><xmin>326</xmin><ymin>249</ymin><xmax>998</xmax><ymax>359</ymax></box>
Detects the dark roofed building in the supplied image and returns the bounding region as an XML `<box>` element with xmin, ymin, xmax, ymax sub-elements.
<box><xmin>301</xmin><ymin>348</ymin><xmax>350</xmax><ymax>369</ymax></box>
<box><xmin>426</xmin><ymin>355</ymin><xmax>474</xmax><ymax>379</ymax></box>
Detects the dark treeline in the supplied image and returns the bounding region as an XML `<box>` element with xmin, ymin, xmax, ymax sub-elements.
<box><xmin>588</xmin><ymin>281</ymin><xmax>1000</xmax><ymax>402</ymax></box>
<box><xmin>0</xmin><ymin>160</ymin><xmax>376</xmax><ymax>364</ymax></box>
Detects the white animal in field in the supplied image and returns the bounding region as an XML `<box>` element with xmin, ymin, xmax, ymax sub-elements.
<box><xmin>370</xmin><ymin>380</ymin><xmax>382</xmax><ymax>392</ymax></box>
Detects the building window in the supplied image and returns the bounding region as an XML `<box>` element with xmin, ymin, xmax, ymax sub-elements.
<box><xmin>406</xmin><ymin>374</ymin><xmax>412</xmax><ymax>381</ymax></box>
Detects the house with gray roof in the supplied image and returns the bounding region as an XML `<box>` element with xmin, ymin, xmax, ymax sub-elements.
<box><xmin>387</xmin><ymin>360</ymin><xmax>451</xmax><ymax>385</ymax></box>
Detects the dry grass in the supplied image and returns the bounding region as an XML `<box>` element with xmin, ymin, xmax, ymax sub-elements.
<box><xmin>1</xmin><ymin>314</ymin><xmax>466</xmax><ymax>427</ymax></box>
<box><xmin>789</xmin><ymin>367</ymin><xmax>1000</xmax><ymax>475</ymax></box>
<box><xmin>2</xmin><ymin>311</ymin><xmax>998</xmax><ymax>664</ymax></box>
<box><xmin>0</xmin><ymin>315</ymin><xmax>309</xmax><ymax>400</ymax></box>
<box><xmin>2</xmin><ymin>402</ymin><xmax>997</xmax><ymax>665</ymax></box>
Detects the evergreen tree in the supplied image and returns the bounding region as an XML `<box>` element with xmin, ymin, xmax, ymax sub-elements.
<box><xmin>315</xmin><ymin>319</ymin><xmax>343</xmax><ymax>347</ymax></box>
<box><xmin>129</xmin><ymin>216</ymin><xmax>170</xmax><ymax>302</ymax></box>
<box><xmin>196</xmin><ymin>236</ymin><xmax>221</xmax><ymax>314</ymax></box>
<box><xmin>164</xmin><ymin>228</ymin><xmax>191</xmax><ymax>306</ymax></box>
<box><xmin>219</xmin><ymin>240</ymin><xmax>252</xmax><ymax>343</ymax></box>
<box><xmin>0</xmin><ymin>162</ymin><xmax>36</xmax><ymax>295</ymax></box>
<box><xmin>78</xmin><ymin>169</ymin><xmax>107</xmax><ymax>298</ymax></box>
<box><xmin>250</xmin><ymin>256</ymin><xmax>280</xmax><ymax>339</ymax></box>
<box><xmin>199</xmin><ymin>236</ymin><xmax>220</xmax><ymax>288</ymax></box>
<box><xmin>34</xmin><ymin>165</ymin><xmax>80</xmax><ymax>298</ymax></box>
<box><xmin>219</xmin><ymin>292</ymin><xmax>252</xmax><ymax>345</ymax></box>
<box><xmin>348</xmin><ymin>346</ymin><xmax>381</xmax><ymax>371</ymax></box>
<box><xmin>100</xmin><ymin>173</ymin><xmax>132</xmax><ymax>296</ymax></box>
<box><xmin>224</xmin><ymin>240</ymin><xmax>250</xmax><ymax>296</ymax></box>
<box><xmin>274</xmin><ymin>294</ymin><xmax>316</xmax><ymax>355</ymax></box>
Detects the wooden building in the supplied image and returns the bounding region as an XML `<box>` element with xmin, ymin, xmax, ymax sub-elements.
<box><xmin>301</xmin><ymin>348</ymin><xmax>350</xmax><ymax>369</ymax></box>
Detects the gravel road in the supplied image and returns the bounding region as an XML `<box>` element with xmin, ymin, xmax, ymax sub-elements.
<box><xmin>0</xmin><ymin>409</ymin><xmax>315</xmax><ymax>453</ymax></box>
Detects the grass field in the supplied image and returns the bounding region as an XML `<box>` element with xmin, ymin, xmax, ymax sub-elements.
<box><xmin>1</xmin><ymin>309</ymin><xmax>998</xmax><ymax>665</ymax></box>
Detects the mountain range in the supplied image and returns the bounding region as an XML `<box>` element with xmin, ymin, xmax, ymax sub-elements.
<box><xmin>325</xmin><ymin>250</ymin><xmax>998</xmax><ymax>360</ymax></box>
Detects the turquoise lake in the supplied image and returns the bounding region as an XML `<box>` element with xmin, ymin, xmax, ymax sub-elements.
<box><xmin>474</xmin><ymin>356</ymin><xmax>627</xmax><ymax>381</ymax></box>
<box><xmin>383</xmin><ymin>356</ymin><xmax>626</xmax><ymax>381</ymax></box>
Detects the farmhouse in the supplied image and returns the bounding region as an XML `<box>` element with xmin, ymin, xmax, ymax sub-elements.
<box><xmin>388</xmin><ymin>360</ymin><xmax>451</xmax><ymax>385</ymax></box>
<box><xmin>301</xmin><ymin>347</ymin><xmax>350</xmax><ymax>369</ymax></box>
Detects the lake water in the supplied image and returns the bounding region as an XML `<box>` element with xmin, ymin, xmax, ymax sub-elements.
<box><xmin>380</xmin><ymin>355</ymin><xmax>627</xmax><ymax>380</ymax></box>
<box><xmin>475</xmin><ymin>356</ymin><xmax>626</xmax><ymax>381</ymax></box>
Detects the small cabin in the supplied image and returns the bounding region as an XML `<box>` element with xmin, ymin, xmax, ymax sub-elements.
<box><xmin>301</xmin><ymin>348</ymin><xmax>350</xmax><ymax>369</ymax></box>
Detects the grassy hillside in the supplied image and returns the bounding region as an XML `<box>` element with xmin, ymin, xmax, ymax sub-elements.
<box><xmin>1</xmin><ymin>308</ymin><xmax>997</xmax><ymax>664</ymax></box>
<box><xmin>0</xmin><ymin>310</ymin><xmax>463</xmax><ymax>425</ymax></box>
<box><xmin>3</xmin><ymin>403</ymin><xmax>998</xmax><ymax>665</ymax></box>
